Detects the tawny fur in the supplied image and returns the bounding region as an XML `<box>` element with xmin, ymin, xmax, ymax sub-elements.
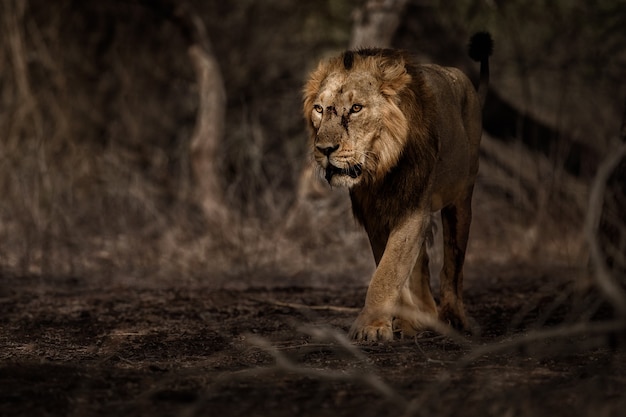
<box><xmin>303</xmin><ymin>33</ymin><xmax>493</xmax><ymax>342</ymax></box>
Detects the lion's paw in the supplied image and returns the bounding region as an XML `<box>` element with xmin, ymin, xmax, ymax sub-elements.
<box><xmin>439</xmin><ymin>303</ymin><xmax>470</xmax><ymax>333</ymax></box>
<box><xmin>392</xmin><ymin>317</ymin><xmax>420</xmax><ymax>338</ymax></box>
<box><xmin>348</xmin><ymin>315</ymin><xmax>394</xmax><ymax>342</ymax></box>
<box><xmin>392</xmin><ymin>313</ymin><xmax>437</xmax><ymax>338</ymax></box>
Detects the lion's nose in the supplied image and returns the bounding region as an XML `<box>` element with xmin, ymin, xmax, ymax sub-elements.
<box><xmin>316</xmin><ymin>144</ymin><xmax>339</xmax><ymax>156</ymax></box>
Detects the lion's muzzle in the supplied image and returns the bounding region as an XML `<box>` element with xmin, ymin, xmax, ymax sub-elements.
<box><xmin>324</xmin><ymin>163</ymin><xmax>363</xmax><ymax>184</ymax></box>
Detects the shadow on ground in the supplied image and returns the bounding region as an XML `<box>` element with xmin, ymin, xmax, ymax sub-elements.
<box><xmin>1</xmin><ymin>265</ymin><xmax>624</xmax><ymax>417</ymax></box>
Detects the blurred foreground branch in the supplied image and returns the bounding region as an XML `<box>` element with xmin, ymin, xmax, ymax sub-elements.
<box><xmin>247</xmin><ymin>327</ymin><xmax>405</xmax><ymax>405</ymax></box>
<box><xmin>586</xmin><ymin>142</ymin><xmax>626</xmax><ymax>318</ymax></box>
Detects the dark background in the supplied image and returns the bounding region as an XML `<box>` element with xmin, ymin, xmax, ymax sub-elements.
<box><xmin>1</xmin><ymin>0</ymin><xmax>624</xmax><ymax>284</ymax></box>
<box><xmin>1</xmin><ymin>1</ymin><xmax>625</xmax><ymax>416</ymax></box>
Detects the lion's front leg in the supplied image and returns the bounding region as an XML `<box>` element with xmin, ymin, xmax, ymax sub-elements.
<box><xmin>349</xmin><ymin>214</ymin><xmax>430</xmax><ymax>342</ymax></box>
<box><xmin>392</xmin><ymin>246</ymin><xmax>439</xmax><ymax>337</ymax></box>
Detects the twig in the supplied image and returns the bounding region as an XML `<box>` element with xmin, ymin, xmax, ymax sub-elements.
<box><xmin>392</xmin><ymin>305</ymin><xmax>473</xmax><ymax>348</ymax></box>
<box><xmin>297</xmin><ymin>325</ymin><xmax>369</xmax><ymax>363</ymax></box>
<box><xmin>256</xmin><ymin>298</ymin><xmax>360</xmax><ymax>313</ymax></box>
<box><xmin>414</xmin><ymin>339</ymin><xmax>453</xmax><ymax>365</ymax></box>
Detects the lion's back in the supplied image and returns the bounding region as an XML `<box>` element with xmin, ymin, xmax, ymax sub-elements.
<box><xmin>418</xmin><ymin>64</ymin><xmax>481</xmax><ymax>122</ymax></box>
<box><xmin>417</xmin><ymin>64</ymin><xmax>483</xmax><ymax>210</ymax></box>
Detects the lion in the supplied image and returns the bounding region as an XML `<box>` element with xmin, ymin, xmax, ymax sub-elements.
<box><xmin>302</xmin><ymin>32</ymin><xmax>493</xmax><ymax>341</ymax></box>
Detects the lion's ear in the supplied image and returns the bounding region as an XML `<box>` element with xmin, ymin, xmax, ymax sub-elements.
<box><xmin>379</xmin><ymin>58</ymin><xmax>411</xmax><ymax>98</ymax></box>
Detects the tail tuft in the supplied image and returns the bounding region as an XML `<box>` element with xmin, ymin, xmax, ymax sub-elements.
<box><xmin>468</xmin><ymin>31</ymin><xmax>493</xmax><ymax>62</ymax></box>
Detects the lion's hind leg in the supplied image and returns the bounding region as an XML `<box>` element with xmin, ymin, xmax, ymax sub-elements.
<box><xmin>438</xmin><ymin>187</ymin><xmax>474</xmax><ymax>332</ymax></box>
<box><xmin>393</xmin><ymin>242</ymin><xmax>438</xmax><ymax>337</ymax></box>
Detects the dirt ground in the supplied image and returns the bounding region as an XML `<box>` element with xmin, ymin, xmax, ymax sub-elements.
<box><xmin>1</xmin><ymin>265</ymin><xmax>625</xmax><ymax>417</ymax></box>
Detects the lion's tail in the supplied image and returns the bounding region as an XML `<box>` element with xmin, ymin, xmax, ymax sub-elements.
<box><xmin>468</xmin><ymin>32</ymin><xmax>493</xmax><ymax>109</ymax></box>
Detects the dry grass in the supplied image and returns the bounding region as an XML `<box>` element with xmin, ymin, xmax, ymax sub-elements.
<box><xmin>0</xmin><ymin>0</ymin><xmax>622</xmax><ymax>292</ymax></box>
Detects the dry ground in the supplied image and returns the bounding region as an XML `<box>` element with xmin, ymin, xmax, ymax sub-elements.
<box><xmin>1</xmin><ymin>264</ymin><xmax>625</xmax><ymax>417</ymax></box>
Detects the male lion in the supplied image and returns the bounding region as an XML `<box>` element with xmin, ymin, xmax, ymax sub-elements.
<box><xmin>303</xmin><ymin>33</ymin><xmax>493</xmax><ymax>341</ymax></box>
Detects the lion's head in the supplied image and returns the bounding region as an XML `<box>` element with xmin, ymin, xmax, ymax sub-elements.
<box><xmin>303</xmin><ymin>49</ymin><xmax>423</xmax><ymax>188</ymax></box>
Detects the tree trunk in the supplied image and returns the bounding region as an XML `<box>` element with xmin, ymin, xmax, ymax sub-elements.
<box><xmin>152</xmin><ymin>3</ymin><xmax>228</xmax><ymax>221</ymax></box>
<box><xmin>187</xmin><ymin>43</ymin><xmax>227</xmax><ymax>221</ymax></box>
<box><xmin>350</xmin><ymin>0</ymin><xmax>409</xmax><ymax>49</ymax></box>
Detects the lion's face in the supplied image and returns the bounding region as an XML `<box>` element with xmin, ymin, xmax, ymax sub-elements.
<box><xmin>308</xmin><ymin>71</ymin><xmax>383</xmax><ymax>187</ymax></box>
<box><xmin>304</xmin><ymin>51</ymin><xmax>412</xmax><ymax>187</ymax></box>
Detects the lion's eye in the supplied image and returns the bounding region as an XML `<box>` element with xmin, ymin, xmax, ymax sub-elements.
<box><xmin>313</xmin><ymin>105</ymin><xmax>323</xmax><ymax>114</ymax></box>
<box><xmin>351</xmin><ymin>104</ymin><xmax>363</xmax><ymax>113</ymax></box>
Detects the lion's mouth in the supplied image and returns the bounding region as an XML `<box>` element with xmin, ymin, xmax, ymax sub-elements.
<box><xmin>325</xmin><ymin>163</ymin><xmax>363</xmax><ymax>183</ymax></box>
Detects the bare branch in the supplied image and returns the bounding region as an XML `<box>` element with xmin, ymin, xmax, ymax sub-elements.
<box><xmin>257</xmin><ymin>298</ymin><xmax>360</xmax><ymax>313</ymax></box>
